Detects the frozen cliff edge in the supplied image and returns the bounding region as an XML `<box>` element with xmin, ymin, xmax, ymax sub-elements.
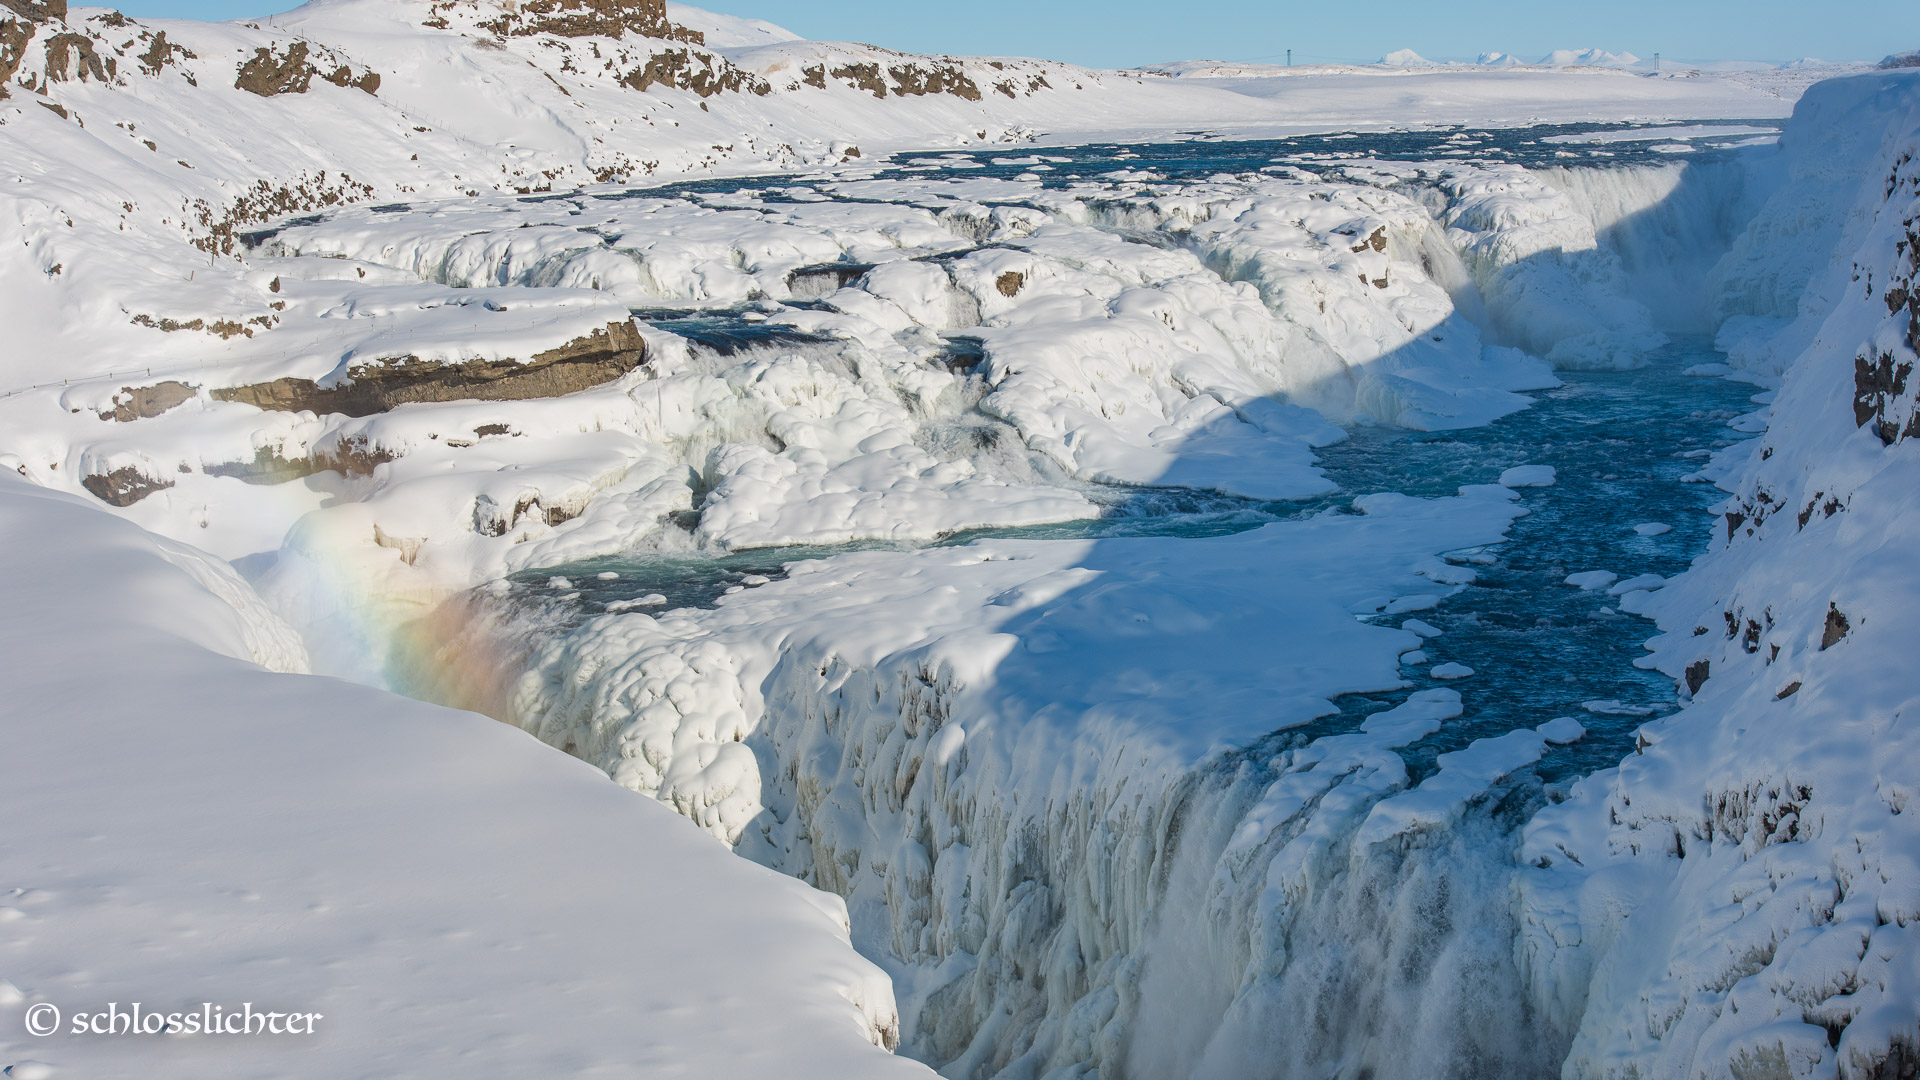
<box><xmin>1521</xmin><ymin>69</ymin><xmax>1920</xmax><ymax>1080</ymax></box>
<box><xmin>0</xmin><ymin>475</ymin><xmax>922</xmax><ymax>1079</ymax></box>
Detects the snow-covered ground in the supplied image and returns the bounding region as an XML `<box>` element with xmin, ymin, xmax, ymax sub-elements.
<box><xmin>3</xmin><ymin>0</ymin><xmax>1918</xmax><ymax>1076</ymax></box>
<box><xmin>0</xmin><ymin>477</ymin><xmax>920</xmax><ymax>1078</ymax></box>
<box><xmin>1520</xmin><ymin>70</ymin><xmax>1920</xmax><ymax>1080</ymax></box>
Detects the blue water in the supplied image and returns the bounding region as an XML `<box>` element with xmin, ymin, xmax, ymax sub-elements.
<box><xmin>1311</xmin><ymin>341</ymin><xmax>1758</xmax><ymax>787</ymax></box>
<box><xmin>509</xmin><ymin>339</ymin><xmax>1757</xmax><ymax>795</ymax></box>
<box><xmin>477</xmin><ymin>131</ymin><xmax>1768</xmax><ymax>796</ymax></box>
<box><xmin>487</xmin><ymin>120</ymin><xmax>1778</xmax><ymax>212</ymax></box>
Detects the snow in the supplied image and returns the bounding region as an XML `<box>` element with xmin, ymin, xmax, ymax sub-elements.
<box><xmin>1519</xmin><ymin>69</ymin><xmax>1920</xmax><ymax>1080</ymax></box>
<box><xmin>1538</xmin><ymin>716</ymin><xmax>1587</xmax><ymax>744</ymax></box>
<box><xmin>3</xmin><ymin>1</ymin><xmax>1917</xmax><ymax>1076</ymax></box>
<box><xmin>1607</xmin><ymin>572</ymin><xmax>1666</xmax><ymax>596</ymax></box>
<box><xmin>0</xmin><ymin>478</ymin><xmax>918</xmax><ymax>1078</ymax></box>
<box><xmin>1540</xmin><ymin>124</ymin><xmax>1780</xmax><ymax>145</ymax></box>
<box><xmin>1500</xmin><ymin>464</ymin><xmax>1559</xmax><ymax>487</ymax></box>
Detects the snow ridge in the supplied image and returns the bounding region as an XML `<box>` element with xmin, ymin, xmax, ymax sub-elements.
<box><xmin>1521</xmin><ymin>70</ymin><xmax>1920</xmax><ymax>1080</ymax></box>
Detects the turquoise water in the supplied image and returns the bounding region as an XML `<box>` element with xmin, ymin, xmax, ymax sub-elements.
<box><xmin>487</xmin><ymin>133</ymin><xmax>1767</xmax><ymax>796</ymax></box>
<box><xmin>486</xmin><ymin>120</ymin><xmax>1777</xmax><ymax>212</ymax></box>
<box><xmin>510</xmin><ymin>339</ymin><xmax>1757</xmax><ymax>794</ymax></box>
<box><xmin>1310</xmin><ymin>341</ymin><xmax>1758</xmax><ymax>787</ymax></box>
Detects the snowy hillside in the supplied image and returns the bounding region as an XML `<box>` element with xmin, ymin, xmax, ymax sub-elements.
<box><xmin>1521</xmin><ymin>70</ymin><xmax>1920</xmax><ymax>1080</ymax></box>
<box><xmin>4</xmin><ymin>0</ymin><xmax>1919</xmax><ymax>1076</ymax></box>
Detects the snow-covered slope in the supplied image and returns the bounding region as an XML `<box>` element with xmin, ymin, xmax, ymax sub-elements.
<box><xmin>1521</xmin><ymin>69</ymin><xmax>1920</xmax><ymax>1080</ymax></box>
<box><xmin>5</xmin><ymin>0</ymin><xmax>1917</xmax><ymax>1076</ymax></box>
<box><xmin>0</xmin><ymin>476</ymin><xmax>921</xmax><ymax>1078</ymax></box>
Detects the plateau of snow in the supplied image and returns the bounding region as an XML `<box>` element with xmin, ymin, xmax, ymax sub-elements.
<box><xmin>2</xmin><ymin>0</ymin><xmax>1918</xmax><ymax>1077</ymax></box>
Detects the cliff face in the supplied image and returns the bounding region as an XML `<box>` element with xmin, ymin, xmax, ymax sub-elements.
<box><xmin>1522</xmin><ymin>70</ymin><xmax>1920</xmax><ymax>1080</ymax></box>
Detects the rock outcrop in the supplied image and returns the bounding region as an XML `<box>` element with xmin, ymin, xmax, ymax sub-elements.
<box><xmin>236</xmin><ymin>40</ymin><xmax>379</xmax><ymax>97</ymax></box>
<box><xmin>0</xmin><ymin>0</ymin><xmax>62</xmax><ymax>23</ymax></box>
<box><xmin>81</xmin><ymin>465</ymin><xmax>173</xmax><ymax>506</ymax></box>
<box><xmin>213</xmin><ymin>321</ymin><xmax>646</xmax><ymax>417</ymax></box>
<box><xmin>477</xmin><ymin>0</ymin><xmax>702</xmax><ymax>43</ymax></box>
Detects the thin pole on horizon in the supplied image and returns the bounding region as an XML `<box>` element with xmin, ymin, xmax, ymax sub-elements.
<box><xmin>1287</xmin><ymin>49</ymin><xmax>1292</xmax><ymax>66</ymax></box>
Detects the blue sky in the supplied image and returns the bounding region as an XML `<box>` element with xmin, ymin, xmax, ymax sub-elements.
<box><xmin>106</xmin><ymin>0</ymin><xmax>1919</xmax><ymax>68</ymax></box>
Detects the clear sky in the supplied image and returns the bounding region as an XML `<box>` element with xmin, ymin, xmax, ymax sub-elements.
<box><xmin>105</xmin><ymin>0</ymin><xmax>1920</xmax><ymax>68</ymax></box>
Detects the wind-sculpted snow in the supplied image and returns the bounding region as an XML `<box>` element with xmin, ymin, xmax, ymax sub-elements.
<box><xmin>1520</xmin><ymin>71</ymin><xmax>1920</xmax><ymax>1080</ymax></box>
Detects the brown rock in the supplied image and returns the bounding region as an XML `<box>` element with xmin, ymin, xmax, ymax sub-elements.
<box><xmin>0</xmin><ymin>18</ymin><xmax>32</xmax><ymax>99</ymax></box>
<box><xmin>479</xmin><ymin>0</ymin><xmax>703</xmax><ymax>42</ymax></box>
<box><xmin>321</xmin><ymin>63</ymin><xmax>379</xmax><ymax>94</ymax></box>
<box><xmin>1820</xmin><ymin>605</ymin><xmax>1850</xmax><ymax>650</ymax></box>
<box><xmin>213</xmin><ymin>321</ymin><xmax>647</xmax><ymax>417</ymax></box>
<box><xmin>0</xmin><ymin>0</ymin><xmax>63</xmax><ymax>23</ymax></box>
<box><xmin>995</xmin><ymin>271</ymin><xmax>1024</xmax><ymax>297</ymax></box>
<box><xmin>621</xmin><ymin>47</ymin><xmax>767</xmax><ymax>97</ymax></box>
<box><xmin>45</xmin><ymin>30</ymin><xmax>108</xmax><ymax>82</ymax></box>
<box><xmin>235</xmin><ymin>41</ymin><xmax>314</xmax><ymax>96</ymax></box>
<box><xmin>102</xmin><ymin>380</ymin><xmax>195</xmax><ymax>422</ymax></box>
<box><xmin>82</xmin><ymin>465</ymin><xmax>173</xmax><ymax>506</ymax></box>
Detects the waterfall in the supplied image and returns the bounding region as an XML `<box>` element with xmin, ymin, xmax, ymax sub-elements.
<box><xmin>1536</xmin><ymin>160</ymin><xmax>1758</xmax><ymax>333</ymax></box>
<box><xmin>392</xmin><ymin>146</ymin><xmax>1790</xmax><ymax>1080</ymax></box>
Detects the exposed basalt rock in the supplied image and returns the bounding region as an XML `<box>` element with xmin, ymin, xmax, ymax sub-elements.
<box><xmin>621</xmin><ymin>47</ymin><xmax>767</xmax><ymax>97</ymax></box>
<box><xmin>1349</xmin><ymin>226</ymin><xmax>1388</xmax><ymax>253</ymax></box>
<box><xmin>801</xmin><ymin>57</ymin><xmax>983</xmax><ymax>101</ymax></box>
<box><xmin>82</xmin><ymin>465</ymin><xmax>173</xmax><ymax>506</ymax></box>
<box><xmin>131</xmin><ymin>314</ymin><xmax>260</xmax><ymax>339</ymax></box>
<box><xmin>236</xmin><ymin>41</ymin><xmax>312</xmax><ymax>96</ymax></box>
<box><xmin>0</xmin><ymin>18</ymin><xmax>32</xmax><ymax>98</ymax></box>
<box><xmin>234</xmin><ymin>41</ymin><xmax>377</xmax><ymax>97</ymax></box>
<box><xmin>1821</xmin><ymin>605</ymin><xmax>1850</xmax><ymax>650</ymax></box>
<box><xmin>321</xmin><ymin>63</ymin><xmax>379</xmax><ymax>94</ymax></box>
<box><xmin>45</xmin><ymin>31</ymin><xmax>110</xmax><ymax>82</ymax></box>
<box><xmin>1685</xmin><ymin>659</ymin><xmax>1710</xmax><ymax>695</ymax></box>
<box><xmin>192</xmin><ymin>173</ymin><xmax>375</xmax><ymax>257</ymax></box>
<box><xmin>137</xmin><ymin>29</ymin><xmax>178</xmax><ymax>75</ymax></box>
<box><xmin>479</xmin><ymin>0</ymin><xmax>702</xmax><ymax>42</ymax></box>
<box><xmin>1853</xmin><ymin>349</ymin><xmax>1919</xmax><ymax>445</ymax></box>
<box><xmin>212</xmin><ymin>321</ymin><xmax>646</xmax><ymax>417</ymax></box>
<box><xmin>101</xmin><ymin>380</ymin><xmax>195</xmax><ymax>422</ymax></box>
<box><xmin>0</xmin><ymin>0</ymin><xmax>62</xmax><ymax>23</ymax></box>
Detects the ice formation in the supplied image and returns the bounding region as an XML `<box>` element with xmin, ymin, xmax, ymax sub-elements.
<box><xmin>1</xmin><ymin>0</ymin><xmax>1916</xmax><ymax>1077</ymax></box>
